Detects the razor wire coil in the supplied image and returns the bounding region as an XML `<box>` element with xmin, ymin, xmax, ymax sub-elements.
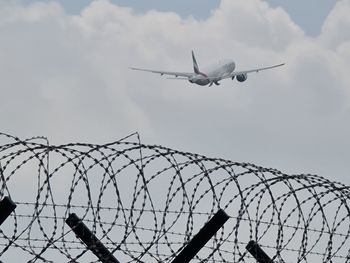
<box><xmin>0</xmin><ymin>132</ymin><xmax>349</xmax><ymax>263</ymax></box>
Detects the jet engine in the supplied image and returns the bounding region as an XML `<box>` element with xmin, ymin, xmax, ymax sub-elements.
<box><xmin>236</xmin><ymin>73</ymin><xmax>247</xmax><ymax>82</ymax></box>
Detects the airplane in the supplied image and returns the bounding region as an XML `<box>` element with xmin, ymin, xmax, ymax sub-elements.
<box><xmin>130</xmin><ymin>51</ymin><xmax>284</xmax><ymax>87</ymax></box>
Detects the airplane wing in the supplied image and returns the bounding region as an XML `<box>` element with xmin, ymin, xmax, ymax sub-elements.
<box><xmin>130</xmin><ymin>67</ymin><xmax>194</xmax><ymax>78</ymax></box>
<box><xmin>221</xmin><ymin>63</ymin><xmax>285</xmax><ymax>80</ymax></box>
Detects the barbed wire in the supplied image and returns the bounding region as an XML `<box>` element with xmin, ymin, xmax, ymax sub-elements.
<box><xmin>0</xmin><ymin>132</ymin><xmax>349</xmax><ymax>263</ymax></box>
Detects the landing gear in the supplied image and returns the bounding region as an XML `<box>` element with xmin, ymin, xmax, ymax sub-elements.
<box><xmin>209</xmin><ymin>81</ymin><xmax>220</xmax><ymax>87</ymax></box>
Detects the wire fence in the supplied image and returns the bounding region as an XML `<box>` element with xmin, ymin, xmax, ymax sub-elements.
<box><xmin>0</xmin><ymin>132</ymin><xmax>349</xmax><ymax>262</ymax></box>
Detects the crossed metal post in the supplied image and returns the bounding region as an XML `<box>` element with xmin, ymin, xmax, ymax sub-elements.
<box><xmin>246</xmin><ymin>240</ymin><xmax>274</xmax><ymax>263</ymax></box>
<box><xmin>66</xmin><ymin>213</ymin><xmax>120</xmax><ymax>263</ymax></box>
<box><xmin>0</xmin><ymin>196</ymin><xmax>16</xmax><ymax>226</ymax></box>
<box><xmin>171</xmin><ymin>209</ymin><xmax>229</xmax><ymax>263</ymax></box>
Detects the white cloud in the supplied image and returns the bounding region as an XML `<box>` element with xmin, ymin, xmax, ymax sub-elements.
<box><xmin>319</xmin><ymin>0</ymin><xmax>350</xmax><ymax>49</ymax></box>
<box><xmin>0</xmin><ymin>0</ymin><xmax>349</xmax><ymax>186</ymax></box>
<box><xmin>206</xmin><ymin>0</ymin><xmax>304</xmax><ymax>50</ymax></box>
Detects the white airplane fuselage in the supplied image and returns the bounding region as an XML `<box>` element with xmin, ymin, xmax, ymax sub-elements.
<box><xmin>189</xmin><ymin>60</ymin><xmax>236</xmax><ymax>86</ymax></box>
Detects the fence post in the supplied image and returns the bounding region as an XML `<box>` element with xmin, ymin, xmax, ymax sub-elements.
<box><xmin>171</xmin><ymin>209</ymin><xmax>229</xmax><ymax>263</ymax></box>
<box><xmin>0</xmin><ymin>196</ymin><xmax>17</xmax><ymax>226</ymax></box>
<box><xmin>66</xmin><ymin>213</ymin><xmax>120</xmax><ymax>263</ymax></box>
<box><xmin>246</xmin><ymin>240</ymin><xmax>274</xmax><ymax>263</ymax></box>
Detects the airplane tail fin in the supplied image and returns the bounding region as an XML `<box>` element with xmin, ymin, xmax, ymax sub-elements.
<box><xmin>192</xmin><ymin>50</ymin><xmax>200</xmax><ymax>74</ymax></box>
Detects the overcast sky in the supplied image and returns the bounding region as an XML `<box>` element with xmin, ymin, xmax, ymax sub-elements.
<box><xmin>0</xmin><ymin>0</ymin><xmax>349</xmax><ymax>185</ymax></box>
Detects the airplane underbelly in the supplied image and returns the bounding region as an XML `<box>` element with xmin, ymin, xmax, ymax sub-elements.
<box><xmin>195</xmin><ymin>79</ymin><xmax>210</xmax><ymax>86</ymax></box>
